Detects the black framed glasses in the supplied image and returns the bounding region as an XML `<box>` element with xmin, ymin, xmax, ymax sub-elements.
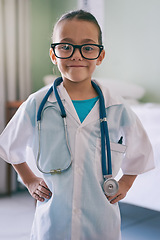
<box><xmin>51</xmin><ymin>43</ymin><xmax>104</xmax><ymax>60</ymax></box>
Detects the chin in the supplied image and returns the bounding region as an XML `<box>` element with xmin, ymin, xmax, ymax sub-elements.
<box><xmin>67</xmin><ymin>77</ymin><xmax>90</xmax><ymax>84</ymax></box>
<box><xmin>63</xmin><ymin>74</ymin><xmax>89</xmax><ymax>83</ymax></box>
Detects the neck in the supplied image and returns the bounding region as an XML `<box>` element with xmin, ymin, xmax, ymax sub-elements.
<box><xmin>63</xmin><ymin>78</ymin><xmax>98</xmax><ymax>100</ymax></box>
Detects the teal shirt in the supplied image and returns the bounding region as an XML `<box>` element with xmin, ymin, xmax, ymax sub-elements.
<box><xmin>72</xmin><ymin>96</ymin><xmax>99</xmax><ymax>123</ymax></box>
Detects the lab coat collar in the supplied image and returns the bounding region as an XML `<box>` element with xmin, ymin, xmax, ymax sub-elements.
<box><xmin>93</xmin><ymin>79</ymin><xmax>124</xmax><ymax>109</ymax></box>
<box><xmin>47</xmin><ymin>79</ymin><xmax>123</xmax><ymax>126</ymax></box>
<box><xmin>48</xmin><ymin>82</ymin><xmax>81</xmax><ymax>124</ymax></box>
<box><xmin>48</xmin><ymin>79</ymin><xmax>123</xmax><ymax>108</ymax></box>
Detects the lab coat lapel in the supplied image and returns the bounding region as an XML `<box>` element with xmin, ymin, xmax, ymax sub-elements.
<box><xmin>60</xmin><ymin>83</ymin><xmax>100</xmax><ymax>126</ymax></box>
<box><xmin>59</xmin><ymin>83</ymin><xmax>81</xmax><ymax>125</ymax></box>
<box><xmin>47</xmin><ymin>82</ymin><xmax>79</xmax><ymax>124</ymax></box>
<box><xmin>48</xmin><ymin>79</ymin><xmax>122</xmax><ymax>127</ymax></box>
<box><xmin>81</xmin><ymin>80</ymin><xmax>123</xmax><ymax>127</ymax></box>
<box><xmin>94</xmin><ymin>80</ymin><xmax>124</xmax><ymax>109</ymax></box>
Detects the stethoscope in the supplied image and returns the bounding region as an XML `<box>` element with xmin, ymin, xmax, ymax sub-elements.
<box><xmin>36</xmin><ymin>77</ymin><xmax>119</xmax><ymax>196</ymax></box>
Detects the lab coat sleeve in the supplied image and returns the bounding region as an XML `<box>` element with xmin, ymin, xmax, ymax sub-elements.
<box><xmin>0</xmin><ymin>97</ymin><xmax>36</xmax><ymax>165</ymax></box>
<box><xmin>121</xmin><ymin>105</ymin><xmax>155</xmax><ymax>175</ymax></box>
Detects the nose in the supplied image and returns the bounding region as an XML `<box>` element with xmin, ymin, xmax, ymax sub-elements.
<box><xmin>70</xmin><ymin>48</ymin><xmax>83</xmax><ymax>61</ymax></box>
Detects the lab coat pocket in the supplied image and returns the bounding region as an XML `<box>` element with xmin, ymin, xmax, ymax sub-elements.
<box><xmin>95</xmin><ymin>139</ymin><xmax>127</xmax><ymax>183</ymax></box>
<box><xmin>110</xmin><ymin>142</ymin><xmax>127</xmax><ymax>177</ymax></box>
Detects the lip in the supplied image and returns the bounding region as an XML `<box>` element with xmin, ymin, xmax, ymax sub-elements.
<box><xmin>67</xmin><ymin>65</ymin><xmax>87</xmax><ymax>68</ymax></box>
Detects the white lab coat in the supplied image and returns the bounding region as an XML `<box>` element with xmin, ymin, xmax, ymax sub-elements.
<box><xmin>0</xmin><ymin>80</ymin><xmax>154</xmax><ymax>240</ymax></box>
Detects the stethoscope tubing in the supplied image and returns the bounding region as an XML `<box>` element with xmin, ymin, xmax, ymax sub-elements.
<box><xmin>36</xmin><ymin>77</ymin><xmax>112</xmax><ymax>178</ymax></box>
<box><xmin>53</xmin><ymin>78</ymin><xmax>66</xmax><ymax>118</ymax></box>
<box><xmin>37</xmin><ymin>86</ymin><xmax>53</xmax><ymax>121</ymax></box>
<box><xmin>91</xmin><ymin>81</ymin><xmax>112</xmax><ymax>177</ymax></box>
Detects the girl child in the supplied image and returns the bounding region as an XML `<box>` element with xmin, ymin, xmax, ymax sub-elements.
<box><xmin>0</xmin><ymin>10</ymin><xmax>154</xmax><ymax>240</ymax></box>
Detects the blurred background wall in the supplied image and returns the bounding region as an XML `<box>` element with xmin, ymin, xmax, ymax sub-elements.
<box><xmin>30</xmin><ymin>0</ymin><xmax>77</xmax><ymax>92</ymax></box>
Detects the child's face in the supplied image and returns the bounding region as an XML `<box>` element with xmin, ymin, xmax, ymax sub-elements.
<box><xmin>50</xmin><ymin>19</ymin><xmax>105</xmax><ymax>84</ymax></box>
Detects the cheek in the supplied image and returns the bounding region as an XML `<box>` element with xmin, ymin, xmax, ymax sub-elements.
<box><xmin>89</xmin><ymin>62</ymin><xmax>97</xmax><ymax>73</ymax></box>
<box><xmin>56</xmin><ymin>59</ymin><xmax>66</xmax><ymax>72</ymax></box>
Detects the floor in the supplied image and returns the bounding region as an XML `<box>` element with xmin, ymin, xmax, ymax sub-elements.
<box><xmin>120</xmin><ymin>203</ymin><xmax>160</xmax><ymax>240</ymax></box>
<box><xmin>0</xmin><ymin>191</ymin><xmax>35</xmax><ymax>240</ymax></box>
<box><xmin>0</xmin><ymin>191</ymin><xmax>160</xmax><ymax>240</ymax></box>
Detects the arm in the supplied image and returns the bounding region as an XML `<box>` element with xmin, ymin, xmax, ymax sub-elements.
<box><xmin>106</xmin><ymin>174</ymin><xmax>137</xmax><ymax>204</ymax></box>
<box><xmin>13</xmin><ymin>162</ymin><xmax>52</xmax><ymax>202</ymax></box>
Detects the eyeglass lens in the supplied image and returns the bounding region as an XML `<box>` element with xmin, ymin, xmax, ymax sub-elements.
<box><xmin>54</xmin><ymin>44</ymin><xmax>101</xmax><ymax>59</ymax></box>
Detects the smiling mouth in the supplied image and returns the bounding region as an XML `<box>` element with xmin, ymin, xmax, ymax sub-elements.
<box><xmin>67</xmin><ymin>65</ymin><xmax>87</xmax><ymax>67</ymax></box>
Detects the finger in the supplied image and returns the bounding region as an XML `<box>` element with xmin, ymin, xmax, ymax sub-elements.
<box><xmin>35</xmin><ymin>189</ymin><xmax>51</xmax><ymax>200</ymax></box>
<box><xmin>106</xmin><ymin>193</ymin><xmax>118</xmax><ymax>201</ymax></box>
<box><xmin>32</xmin><ymin>193</ymin><xmax>45</xmax><ymax>202</ymax></box>
<box><xmin>110</xmin><ymin>196</ymin><xmax>119</xmax><ymax>204</ymax></box>
<box><xmin>40</xmin><ymin>180</ymin><xmax>50</xmax><ymax>190</ymax></box>
<box><xmin>39</xmin><ymin>181</ymin><xmax>52</xmax><ymax>197</ymax></box>
<box><xmin>110</xmin><ymin>194</ymin><xmax>123</xmax><ymax>204</ymax></box>
<box><xmin>37</xmin><ymin>186</ymin><xmax>52</xmax><ymax>199</ymax></box>
<box><xmin>38</xmin><ymin>184</ymin><xmax>52</xmax><ymax>195</ymax></box>
<box><xmin>39</xmin><ymin>181</ymin><xmax>52</xmax><ymax>193</ymax></box>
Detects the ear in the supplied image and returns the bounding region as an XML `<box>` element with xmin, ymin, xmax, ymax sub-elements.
<box><xmin>96</xmin><ymin>50</ymin><xmax>105</xmax><ymax>66</ymax></box>
<box><xmin>50</xmin><ymin>48</ymin><xmax>57</xmax><ymax>65</ymax></box>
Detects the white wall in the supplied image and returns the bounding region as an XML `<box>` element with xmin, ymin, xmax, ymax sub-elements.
<box><xmin>94</xmin><ymin>0</ymin><xmax>160</xmax><ymax>102</ymax></box>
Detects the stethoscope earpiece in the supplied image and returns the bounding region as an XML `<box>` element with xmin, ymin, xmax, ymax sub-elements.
<box><xmin>103</xmin><ymin>178</ymin><xmax>119</xmax><ymax>196</ymax></box>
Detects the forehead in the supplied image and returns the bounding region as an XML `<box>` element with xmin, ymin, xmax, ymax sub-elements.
<box><xmin>53</xmin><ymin>19</ymin><xmax>99</xmax><ymax>44</ymax></box>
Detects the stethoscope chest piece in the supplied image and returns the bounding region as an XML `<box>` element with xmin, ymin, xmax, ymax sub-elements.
<box><xmin>103</xmin><ymin>178</ymin><xmax>119</xmax><ymax>196</ymax></box>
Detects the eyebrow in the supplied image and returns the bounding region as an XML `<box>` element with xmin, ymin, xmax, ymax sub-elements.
<box><xmin>82</xmin><ymin>39</ymin><xmax>97</xmax><ymax>44</ymax></box>
<box><xmin>60</xmin><ymin>38</ymin><xmax>97</xmax><ymax>44</ymax></box>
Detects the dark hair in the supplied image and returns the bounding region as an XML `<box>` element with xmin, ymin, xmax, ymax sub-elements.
<box><xmin>52</xmin><ymin>10</ymin><xmax>102</xmax><ymax>45</ymax></box>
